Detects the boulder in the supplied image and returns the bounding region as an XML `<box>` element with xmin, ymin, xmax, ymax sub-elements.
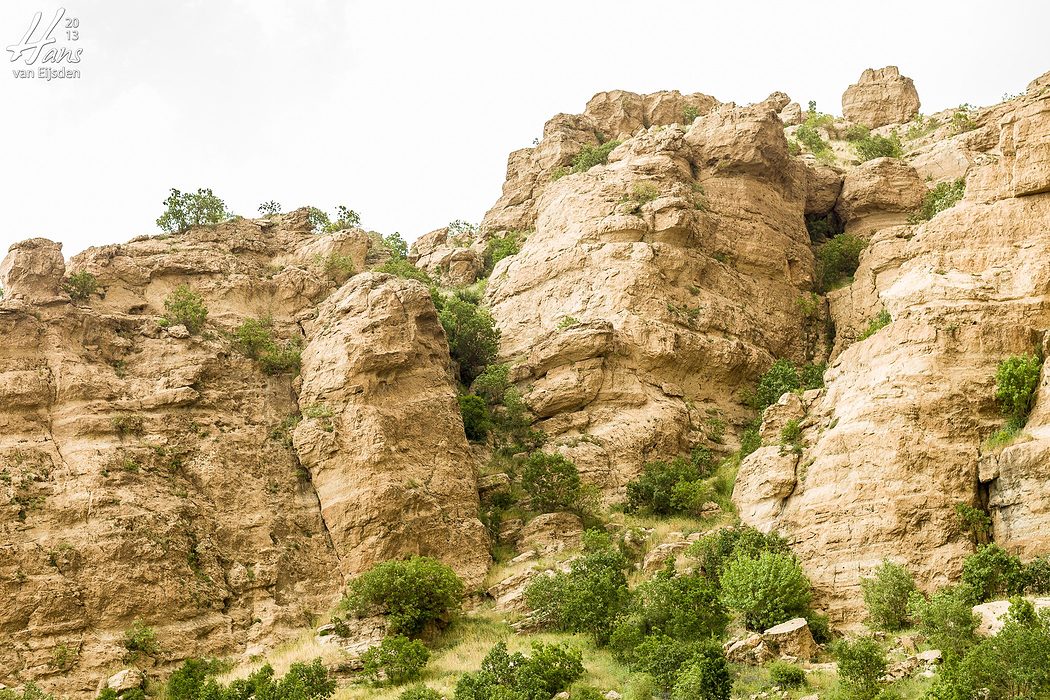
<box><xmin>973</xmin><ymin>597</ymin><xmax>1050</xmax><ymax>636</ymax></box>
<box><xmin>724</xmin><ymin>633</ymin><xmax>773</xmax><ymax>664</ymax></box>
<box><xmin>841</xmin><ymin>66</ymin><xmax>921</xmax><ymax>128</ymax></box>
<box><xmin>103</xmin><ymin>669</ymin><xmax>144</xmax><ymax>694</ymax></box>
<box><xmin>835</xmin><ymin>158</ymin><xmax>927</xmax><ymax>237</ymax></box>
<box><xmin>762</xmin><ymin>617</ymin><xmax>819</xmax><ymax>661</ymax></box>
<box><xmin>641</xmin><ymin>540</ymin><xmax>691</xmax><ymax>574</ymax></box>
<box><xmin>519</xmin><ymin>512</ymin><xmax>584</xmax><ymax>556</ymax></box>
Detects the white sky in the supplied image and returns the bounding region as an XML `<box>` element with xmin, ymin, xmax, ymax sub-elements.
<box><xmin>1</xmin><ymin>0</ymin><xmax>1047</xmax><ymax>259</ymax></box>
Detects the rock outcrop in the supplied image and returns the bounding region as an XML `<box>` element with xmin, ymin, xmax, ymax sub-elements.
<box><xmin>841</xmin><ymin>66</ymin><xmax>921</xmax><ymax>128</ymax></box>
<box><xmin>0</xmin><ymin>212</ymin><xmax>487</xmax><ymax>694</ymax></box>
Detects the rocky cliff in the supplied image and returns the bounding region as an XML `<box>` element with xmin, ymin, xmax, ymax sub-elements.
<box><xmin>4</xmin><ymin>65</ymin><xmax>1050</xmax><ymax>694</ymax></box>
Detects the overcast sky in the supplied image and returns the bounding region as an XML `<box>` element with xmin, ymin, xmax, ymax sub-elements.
<box><xmin>1</xmin><ymin>0</ymin><xmax>1047</xmax><ymax>259</ymax></box>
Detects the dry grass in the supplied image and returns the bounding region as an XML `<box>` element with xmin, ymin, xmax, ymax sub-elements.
<box><xmin>215</xmin><ymin>631</ymin><xmax>347</xmax><ymax>685</ymax></box>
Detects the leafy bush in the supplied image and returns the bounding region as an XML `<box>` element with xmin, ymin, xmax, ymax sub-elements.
<box><xmin>165</xmin><ymin>658</ymin><xmax>231</xmax><ymax>700</ymax></box>
<box><xmin>861</xmin><ymin>560</ymin><xmax>916</xmax><ymax>630</ymax></box>
<box><xmin>796</xmin><ymin>124</ymin><xmax>830</xmax><ymax>157</ymax></box>
<box><xmin>687</xmin><ymin>525</ymin><xmax>789</xmax><ymax>585</ymax></box>
<box><xmin>483</xmin><ymin>230</ymin><xmax>527</xmax><ymax>276</ymax></box>
<box><xmin>927</xmin><ymin>598</ymin><xmax>1050</xmax><ymax>700</ymax></box>
<box><xmin>751</xmin><ymin>359</ymin><xmax>826</xmax><ymax>412</ymax></box>
<box><xmin>627</xmin><ymin>182</ymin><xmax>661</xmax><ymax>205</ymax></box>
<box><xmin>317</xmin><ymin>253</ymin><xmax>356</xmax><ymax>284</ymax></box>
<box><xmin>452</xmin><ymin>641</ymin><xmax>583</xmax><ymax>700</ymax></box>
<box><xmin>670</xmin><ymin>646</ymin><xmax>731</xmax><ymax>700</ymax></box>
<box><xmin>122</xmin><ymin>619</ymin><xmax>160</xmax><ymax>657</ymax></box>
<box><xmin>157</xmin><ymin>188</ymin><xmax>228</xmax><ymax>233</ymax></box>
<box><xmin>719</xmin><ymin>551</ymin><xmax>812</xmax><ymax>630</ymax></box>
<box><xmin>907</xmin><ymin>585</ymin><xmax>980</xmax><ymax>658</ymax></box>
<box><xmin>962</xmin><ymin>543</ymin><xmax>1024</xmax><ymax>602</ymax></box>
<box><xmin>630</xmin><ymin>562</ymin><xmax>729</xmax><ymax>641</ymax></box>
<box><xmin>0</xmin><ymin>684</ymin><xmax>54</xmax><ymax>700</ymax></box>
<box><xmin>399</xmin><ymin>685</ymin><xmax>443</xmax><ymax>700</ymax></box>
<box><xmin>435</xmin><ymin>292</ymin><xmax>500</xmax><ymax>385</ymax></box>
<box><xmin>376</xmin><ymin>258</ymin><xmax>433</xmax><ymax>284</ymax></box>
<box><xmin>362</xmin><ymin>635</ymin><xmax>430</xmax><ymax>685</ymax></box>
<box><xmin>163</xmin><ymin>285</ymin><xmax>208</xmax><ymax>333</ymax></box>
<box><xmin>858</xmin><ymin>309</ymin><xmax>891</xmax><ymax>341</ymax></box>
<box><xmin>633</xmin><ymin>636</ymin><xmax>717</xmax><ymax>692</ymax></box>
<box><xmin>344</xmin><ymin>556</ymin><xmax>464</xmax><ymax>636</ymax></box>
<box><xmin>231</xmin><ymin>317</ymin><xmax>301</xmax><ymax>375</ymax></box>
<box><xmin>571</xmin><ymin>141</ymin><xmax>621</xmax><ymax>173</ymax></box>
<box><xmin>805</xmin><ymin>611</ymin><xmax>832</xmax><ymax>644</ymax></box>
<box><xmin>955</xmin><ymin>502</ymin><xmax>992</xmax><ymax>545</ymax></box>
<box><xmin>950</xmin><ymin>105</ymin><xmax>977</xmax><ymax>134</ymax></box>
<box><xmin>780</xmin><ymin>419</ymin><xmax>803</xmax><ymax>454</ymax></box>
<box><xmin>816</xmin><ymin>234</ymin><xmax>867</xmax><ymax>291</ymax></box>
<box><xmin>905</xmin><ymin>114</ymin><xmax>940</xmax><ymax>141</ymax></box>
<box><xmin>459</xmin><ymin>394</ymin><xmax>491</xmax><ymax>442</ymax></box>
<box><xmin>521</xmin><ymin>452</ymin><xmax>583</xmax><ymax>513</ymax></box>
<box><xmin>832</xmin><ymin>637</ymin><xmax>886</xmax><ymax>700</ymax></box>
<box><xmin>471</xmin><ymin>363</ymin><xmax>510</xmax><ymax>404</ymax></box>
<box><xmin>258</xmin><ymin>201</ymin><xmax>281</xmax><ymax>216</ymax></box>
<box><xmin>63</xmin><ymin>271</ymin><xmax>98</xmax><ymax>301</ymax></box>
<box><xmin>525</xmin><ymin>530</ymin><xmax>630</xmax><ymax>644</ymax></box>
<box><xmin>307</xmin><ymin>207</ymin><xmax>331</xmax><ymax>233</ymax></box>
<box><xmin>769</xmin><ymin>661</ymin><xmax>807</xmax><ymax>689</ymax></box>
<box><xmin>332</xmin><ymin>205</ymin><xmax>362</xmax><ymax>230</ymax></box>
<box><xmin>682</xmin><ymin>105</ymin><xmax>702</xmax><ymax>124</ymax></box>
<box><xmin>624</xmin><ymin>450</ymin><xmax>713</xmax><ymax>516</ymax></box>
<box><xmin>1021</xmin><ymin>556</ymin><xmax>1050</xmax><ymax>594</ymax></box>
<box><xmin>995</xmin><ymin>354</ymin><xmax>1041</xmax><ymax>424</ymax></box>
<box><xmin>195</xmin><ymin>660</ymin><xmax>335</xmax><ymax>700</ymax></box>
<box><xmin>911</xmin><ymin>178</ymin><xmax>965</xmax><ymax>223</ymax></box>
<box><xmin>850</xmin><ymin>130</ymin><xmax>903</xmax><ymax>162</ymax></box>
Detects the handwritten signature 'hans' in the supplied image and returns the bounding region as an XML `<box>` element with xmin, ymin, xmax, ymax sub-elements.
<box><xmin>6</xmin><ymin>8</ymin><xmax>82</xmax><ymax>66</ymax></box>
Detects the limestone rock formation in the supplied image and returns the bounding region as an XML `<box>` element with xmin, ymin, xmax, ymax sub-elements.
<box><xmin>0</xmin><ymin>212</ymin><xmax>487</xmax><ymax>694</ymax></box>
<box><xmin>841</xmin><ymin>66</ymin><xmax>921</xmax><ymax>127</ymax></box>
<box><xmin>293</xmin><ymin>272</ymin><xmax>489</xmax><ymax>584</ymax></box>
<box><xmin>835</xmin><ymin>158</ymin><xmax>926</xmax><ymax>237</ymax></box>
<box><xmin>735</xmin><ymin>79</ymin><xmax>1050</xmax><ymax>618</ymax></box>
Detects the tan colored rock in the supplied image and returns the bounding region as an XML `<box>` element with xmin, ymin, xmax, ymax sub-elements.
<box><xmin>842</xmin><ymin>66</ymin><xmax>921</xmax><ymax>128</ymax></box>
<box><xmin>973</xmin><ymin>598</ymin><xmax>1050</xmax><ymax>636</ymax></box>
<box><xmin>779</xmin><ymin>102</ymin><xmax>803</xmax><ymax>126</ymax></box>
<box><xmin>803</xmin><ymin>163</ymin><xmax>844</xmax><ymax>216</ymax></box>
<box><xmin>724</xmin><ymin>633</ymin><xmax>773</xmax><ymax>665</ymax></box>
<box><xmin>409</xmin><ymin>227</ymin><xmax>484</xmax><ymax>286</ymax></box>
<box><xmin>762</xmin><ymin>617</ymin><xmax>819</xmax><ymax>660</ymax></box>
<box><xmin>0</xmin><ymin>238</ymin><xmax>65</xmax><ymax>301</ymax></box>
<box><xmin>102</xmin><ymin>668</ymin><xmax>144</xmax><ymax>694</ymax></box>
<box><xmin>485</xmin><ymin>102</ymin><xmax>817</xmax><ymax>489</ymax></box>
<box><xmin>518</xmin><ymin>513</ymin><xmax>583</xmax><ymax>556</ymax></box>
<box><xmin>641</xmin><ymin>540</ymin><xmax>691</xmax><ymax>574</ymax></box>
<box><xmin>835</xmin><ymin>158</ymin><xmax>927</xmax><ymax>237</ymax></box>
<box><xmin>294</xmin><ymin>272</ymin><xmax>490</xmax><ymax>586</ymax></box>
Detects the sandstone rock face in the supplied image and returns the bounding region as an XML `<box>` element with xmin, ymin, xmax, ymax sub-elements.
<box><xmin>973</xmin><ymin>597</ymin><xmax>1050</xmax><ymax>636</ymax></box>
<box><xmin>518</xmin><ymin>513</ymin><xmax>583</xmax><ymax>556</ymax></box>
<box><xmin>0</xmin><ymin>238</ymin><xmax>65</xmax><ymax>301</ymax></box>
<box><xmin>485</xmin><ymin>101</ymin><xmax>819</xmax><ymax>489</ymax></box>
<box><xmin>0</xmin><ymin>213</ymin><xmax>487</xmax><ymax>694</ymax></box>
<box><xmin>841</xmin><ymin>66</ymin><xmax>921</xmax><ymax>128</ymax></box>
<box><xmin>762</xmin><ymin>617</ymin><xmax>819</xmax><ymax>661</ymax></box>
<box><xmin>408</xmin><ymin>227</ymin><xmax>484</xmax><ymax>286</ymax></box>
<box><xmin>835</xmin><ymin>158</ymin><xmax>926</xmax><ymax>237</ymax></box>
<box><xmin>736</xmin><ymin>82</ymin><xmax>1050</xmax><ymax>619</ymax></box>
<box><xmin>293</xmin><ymin>273</ymin><xmax>490</xmax><ymax>585</ymax></box>
<box><xmin>481</xmin><ymin>90</ymin><xmax>719</xmax><ymax>232</ymax></box>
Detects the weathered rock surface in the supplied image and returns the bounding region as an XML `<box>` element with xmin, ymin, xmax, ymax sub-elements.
<box><xmin>736</xmin><ymin>80</ymin><xmax>1050</xmax><ymax>619</ymax></box>
<box><xmin>762</xmin><ymin>618</ymin><xmax>819</xmax><ymax>661</ymax></box>
<box><xmin>518</xmin><ymin>513</ymin><xmax>583</xmax><ymax>556</ymax></box>
<box><xmin>973</xmin><ymin>597</ymin><xmax>1050</xmax><ymax>636</ymax></box>
<box><xmin>841</xmin><ymin>66</ymin><xmax>921</xmax><ymax>128</ymax></box>
<box><xmin>0</xmin><ymin>213</ymin><xmax>487</xmax><ymax>695</ymax></box>
<box><xmin>835</xmin><ymin>158</ymin><xmax>926</xmax><ymax>238</ymax></box>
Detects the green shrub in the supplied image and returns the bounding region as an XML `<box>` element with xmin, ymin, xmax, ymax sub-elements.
<box><xmin>1021</xmin><ymin>556</ymin><xmax>1050</xmax><ymax>594</ymax></box>
<box><xmin>816</xmin><ymin>234</ymin><xmax>867</xmax><ymax>291</ymax></box>
<box><xmin>624</xmin><ymin>450</ymin><xmax>713</xmax><ymax>516</ymax></box>
<box><xmin>796</xmin><ymin>124</ymin><xmax>830</xmax><ymax>157</ymax></box>
<box><xmin>459</xmin><ymin>394</ymin><xmax>491</xmax><ymax>442</ymax></box>
<box><xmin>122</xmin><ymin>619</ymin><xmax>160</xmax><ymax>658</ymax></box>
<box><xmin>163</xmin><ymin>285</ymin><xmax>208</xmax><ymax>333</ymax></box>
<box><xmin>471</xmin><ymin>363</ymin><xmax>510</xmax><ymax>404</ymax></box>
<box><xmin>907</xmin><ymin>585</ymin><xmax>980</xmax><ymax>659</ymax></box>
<box><xmin>780</xmin><ymin>419</ymin><xmax>803</xmax><ymax>454</ymax></box>
<box><xmin>362</xmin><ymin>635</ymin><xmax>430</xmax><ymax>685</ymax></box>
<box><xmin>858</xmin><ymin>309</ymin><xmax>891</xmax><ymax>341</ymax></box>
<box><xmin>687</xmin><ymin>525</ymin><xmax>789</xmax><ymax>585</ymax></box>
<box><xmin>375</xmin><ymin>258</ymin><xmax>433</xmax><ymax>284</ymax></box>
<box><xmin>927</xmin><ymin>597</ymin><xmax>1050</xmax><ymax>700</ymax></box>
<box><xmin>344</xmin><ymin>556</ymin><xmax>464</xmax><ymax>636</ymax></box>
<box><xmin>751</xmin><ymin>359</ymin><xmax>826</xmax><ymax>412</ymax></box>
<box><xmin>905</xmin><ymin>114</ymin><xmax>940</xmax><ymax>140</ymax></box>
<box><xmin>832</xmin><ymin>637</ymin><xmax>886</xmax><ymax>700</ymax></box>
<box><xmin>63</xmin><ymin>271</ymin><xmax>98</xmax><ymax>301</ymax></box>
<box><xmin>631</xmin><ymin>562</ymin><xmax>729</xmax><ymax>641</ymax></box>
<box><xmin>525</xmin><ymin>530</ymin><xmax>630</xmax><ymax>645</ymax></box>
<box><xmin>452</xmin><ymin>641</ymin><xmax>583</xmax><ymax>700</ymax></box>
<box><xmin>911</xmin><ymin>178</ymin><xmax>965</xmax><ymax>223</ymax></box>
<box><xmin>165</xmin><ymin>658</ymin><xmax>231</xmax><ymax>700</ymax></box>
<box><xmin>318</xmin><ymin>253</ymin><xmax>356</xmax><ymax>284</ymax></box>
<box><xmin>258</xmin><ymin>338</ymin><xmax>302</xmax><ymax>375</ymax></box>
<box><xmin>258</xmin><ymin>201</ymin><xmax>281</xmax><ymax>216</ymax></box>
<box><xmin>670</xmin><ymin>646</ymin><xmax>731</xmax><ymax>700</ymax></box>
<box><xmin>332</xmin><ymin>205</ymin><xmax>362</xmax><ymax>230</ymax></box>
<box><xmin>435</xmin><ymin>292</ymin><xmax>500</xmax><ymax>385</ymax></box>
<box><xmin>483</xmin><ymin>230</ymin><xmax>527</xmax><ymax>276</ymax></box>
<box><xmin>626</xmin><ymin>182</ymin><xmax>661</xmax><ymax>205</ymax></box>
<box><xmin>861</xmin><ymin>560</ymin><xmax>916</xmax><ymax>631</ymax></box>
<box><xmin>633</xmin><ymin>636</ymin><xmax>713</xmax><ymax>692</ymax></box>
<box><xmin>962</xmin><ymin>543</ymin><xmax>1024</xmax><ymax>602</ymax></box>
<box><xmin>768</xmin><ymin>661</ymin><xmax>807</xmax><ymax>689</ymax></box>
<box><xmin>955</xmin><ymin>502</ymin><xmax>992</xmax><ymax>545</ymax></box>
<box><xmin>683</xmin><ymin>105</ymin><xmax>702</xmax><ymax>124</ymax></box>
<box><xmin>851</xmin><ymin>131</ymin><xmax>903</xmax><ymax>162</ymax></box>
<box><xmin>521</xmin><ymin>452</ymin><xmax>583</xmax><ymax>513</ymax></box>
<box><xmin>995</xmin><ymin>354</ymin><xmax>1041</xmax><ymax>424</ymax></box>
<box><xmin>950</xmin><ymin>105</ymin><xmax>977</xmax><ymax>134</ymax></box>
<box><xmin>196</xmin><ymin>660</ymin><xmax>334</xmax><ymax>700</ymax></box>
<box><xmin>157</xmin><ymin>188</ymin><xmax>228</xmax><ymax>233</ymax></box>
<box><xmin>231</xmin><ymin>318</ymin><xmax>301</xmax><ymax>375</ymax></box>
<box><xmin>570</xmin><ymin>141</ymin><xmax>621</xmax><ymax>173</ymax></box>
<box><xmin>307</xmin><ymin>207</ymin><xmax>331</xmax><ymax>233</ymax></box>
<box><xmin>719</xmin><ymin>551</ymin><xmax>812</xmax><ymax>630</ymax></box>
<box><xmin>0</xmin><ymin>684</ymin><xmax>54</xmax><ymax>700</ymax></box>
<box><xmin>399</xmin><ymin>685</ymin><xmax>443</xmax><ymax>700</ymax></box>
